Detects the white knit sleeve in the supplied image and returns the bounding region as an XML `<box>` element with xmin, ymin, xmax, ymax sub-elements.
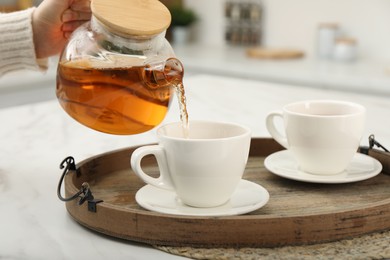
<box><xmin>0</xmin><ymin>8</ymin><xmax>48</xmax><ymax>77</ymax></box>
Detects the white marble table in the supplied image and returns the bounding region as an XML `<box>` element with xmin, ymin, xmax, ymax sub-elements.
<box><xmin>0</xmin><ymin>74</ymin><xmax>389</xmax><ymax>259</ymax></box>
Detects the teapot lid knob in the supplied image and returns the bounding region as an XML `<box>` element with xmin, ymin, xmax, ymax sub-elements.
<box><xmin>91</xmin><ymin>0</ymin><xmax>171</xmax><ymax>37</ymax></box>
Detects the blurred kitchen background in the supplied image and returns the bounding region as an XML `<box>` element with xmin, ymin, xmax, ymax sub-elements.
<box><xmin>1</xmin><ymin>0</ymin><xmax>390</xmax><ymax>108</ymax></box>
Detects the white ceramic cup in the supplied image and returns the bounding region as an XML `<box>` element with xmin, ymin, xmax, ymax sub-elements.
<box><xmin>130</xmin><ymin>121</ymin><xmax>251</xmax><ymax>208</ymax></box>
<box><xmin>266</xmin><ymin>100</ymin><xmax>366</xmax><ymax>175</ymax></box>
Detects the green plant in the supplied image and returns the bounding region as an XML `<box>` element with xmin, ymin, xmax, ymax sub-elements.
<box><xmin>170</xmin><ymin>5</ymin><xmax>197</xmax><ymax>27</ymax></box>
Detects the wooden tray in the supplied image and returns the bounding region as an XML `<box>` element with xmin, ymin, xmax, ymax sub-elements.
<box><xmin>63</xmin><ymin>138</ymin><xmax>390</xmax><ymax>247</ymax></box>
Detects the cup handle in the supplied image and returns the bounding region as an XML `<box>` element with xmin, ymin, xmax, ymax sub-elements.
<box><xmin>266</xmin><ymin>110</ymin><xmax>289</xmax><ymax>149</ymax></box>
<box><xmin>130</xmin><ymin>145</ymin><xmax>174</xmax><ymax>190</ymax></box>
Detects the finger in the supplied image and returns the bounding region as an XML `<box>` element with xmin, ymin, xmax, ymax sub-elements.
<box><xmin>70</xmin><ymin>0</ymin><xmax>91</xmax><ymax>12</ymax></box>
<box><xmin>62</xmin><ymin>20</ymin><xmax>89</xmax><ymax>32</ymax></box>
<box><xmin>62</xmin><ymin>9</ymin><xmax>92</xmax><ymax>22</ymax></box>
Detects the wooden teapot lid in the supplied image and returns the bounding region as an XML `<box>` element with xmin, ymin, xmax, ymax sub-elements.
<box><xmin>91</xmin><ymin>0</ymin><xmax>171</xmax><ymax>37</ymax></box>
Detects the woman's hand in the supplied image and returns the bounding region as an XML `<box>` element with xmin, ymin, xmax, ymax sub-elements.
<box><xmin>32</xmin><ymin>0</ymin><xmax>92</xmax><ymax>59</ymax></box>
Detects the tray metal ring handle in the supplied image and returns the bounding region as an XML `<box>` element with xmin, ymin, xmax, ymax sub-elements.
<box><xmin>57</xmin><ymin>156</ymin><xmax>94</xmax><ymax>205</ymax></box>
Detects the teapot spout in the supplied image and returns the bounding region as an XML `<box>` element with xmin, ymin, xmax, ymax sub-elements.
<box><xmin>144</xmin><ymin>58</ymin><xmax>184</xmax><ymax>89</ymax></box>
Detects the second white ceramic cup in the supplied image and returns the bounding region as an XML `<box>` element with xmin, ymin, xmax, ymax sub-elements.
<box><xmin>266</xmin><ymin>100</ymin><xmax>366</xmax><ymax>175</ymax></box>
<box><xmin>130</xmin><ymin>121</ymin><xmax>251</xmax><ymax>208</ymax></box>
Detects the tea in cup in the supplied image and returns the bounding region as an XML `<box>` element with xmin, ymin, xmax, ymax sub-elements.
<box><xmin>266</xmin><ymin>100</ymin><xmax>366</xmax><ymax>175</ymax></box>
<box><xmin>130</xmin><ymin>121</ymin><xmax>251</xmax><ymax>207</ymax></box>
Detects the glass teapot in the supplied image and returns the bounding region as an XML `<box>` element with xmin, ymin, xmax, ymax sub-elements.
<box><xmin>56</xmin><ymin>0</ymin><xmax>183</xmax><ymax>135</ymax></box>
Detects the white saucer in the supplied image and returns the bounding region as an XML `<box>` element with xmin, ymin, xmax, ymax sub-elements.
<box><xmin>264</xmin><ymin>150</ymin><xmax>382</xmax><ymax>184</ymax></box>
<box><xmin>135</xmin><ymin>180</ymin><xmax>269</xmax><ymax>217</ymax></box>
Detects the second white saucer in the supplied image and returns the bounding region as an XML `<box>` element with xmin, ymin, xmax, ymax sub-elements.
<box><xmin>264</xmin><ymin>150</ymin><xmax>382</xmax><ymax>184</ymax></box>
<box><xmin>135</xmin><ymin>180</ymin><xmax>269</xmax><ymax>217</ymax></box>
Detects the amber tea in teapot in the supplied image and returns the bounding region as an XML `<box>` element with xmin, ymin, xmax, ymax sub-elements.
<box><xmin>56</xmin><ymin>0</ymin><xmax>188</xmax><ymax>135</ymax></box>
<box><xmin>57</xmin><ymin>58</ymin><xmax>183</xmax><ymax>135</ymax></box>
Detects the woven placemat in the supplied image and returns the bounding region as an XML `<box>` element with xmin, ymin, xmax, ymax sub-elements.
<box><xmin>155</xmin><ymin>230</ymin><xmax>390</xmax><ymax>259</ymax></box>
